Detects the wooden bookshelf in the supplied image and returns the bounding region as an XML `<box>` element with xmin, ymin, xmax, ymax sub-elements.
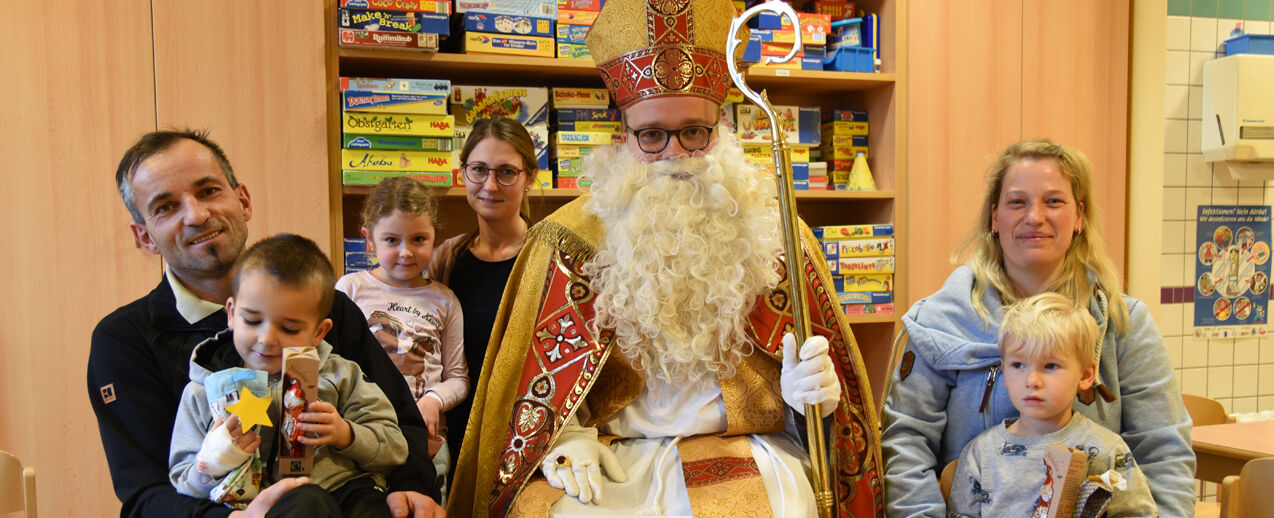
<box><xmin>325</xmin><ymin>0</ymin><xmax>908</xmax><ymax>407</ymax></box>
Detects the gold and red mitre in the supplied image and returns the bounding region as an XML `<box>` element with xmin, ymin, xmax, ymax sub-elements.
<box><xmin>585</xmin><ymin>0</ymin><xmax>742</xmax><ymax>110</ymax></box>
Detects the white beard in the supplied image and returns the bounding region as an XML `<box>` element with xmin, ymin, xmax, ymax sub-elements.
<box><xmin>581</xmin><ymin>127</ymin><xmax>783</xmax><ymax>384</ymax></box>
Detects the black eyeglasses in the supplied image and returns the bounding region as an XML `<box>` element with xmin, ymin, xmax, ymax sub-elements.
<box><xmin>462</xmin><ymin>162</ymin><xmax>525</xmax><ymax>186</ymax></box>
<box><xmin>629</xmin><ymin>125</ymin><xmax>716</xmax><ymax>154</ymax></box>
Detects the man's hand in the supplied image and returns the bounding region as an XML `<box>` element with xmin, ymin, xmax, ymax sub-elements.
<box><xmin>540</xmin><ymin>429</ymin><xmax>627</xmax><ymax>504</ymax></box>
<box><xmin>228</xmin><ymin>476</ymin><xmax>309</xmax><ymax>517</ymax></box>
<box><xmin>386</xmin><ymin>490</ymin><xmax>445</xmax><ymax>518</ymax></box>
<box><xmin>417</xmin><ymin>396</ymin><xmax>443</xmax><ymax>440</ymax></box>
<box><xmin>780</xmin><ymin>333</ymin><xmax>840</xmax><ymax>418</ymax></box>
<box><xmin>297</xmin><ymin>401</ymin><xmax>353</xmax><ymax>449</ymax></box>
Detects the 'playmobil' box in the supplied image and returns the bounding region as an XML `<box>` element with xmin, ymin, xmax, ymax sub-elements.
<box><xmin>455</xmin><ymin>0</ymin><xmax>556</xmax><ymax>16</ymax></box>
<box><xmin>340</xmin><ymin>77</ymin><xmax>450</xmax><ymax>94</ymax></box>
<box><xmin>338</xmin><ymin>29</ymin><xmax>439</xmax><ymax>51</ymax></box>
<box><xmin>338</xmin><ymin>8</ymin><xmax>451</xmax><ymax>35</ymax></box>
<box><xmin>342</xmin><ymin>91</ymin><xmax>448</xmax><ymax>115</ymax></box>
<box><xmin>342</xmin><ymin>149</ymin><xmax>452</xmax><ymax>172</ymax></box>
<box><xmin>735</xmin><ymin>105</ymin><xmax>820</xmax><ymax>145</ymax></box>
<box><xmin>551</xmin><ymin>88</ymin><xmax>609</xmax><ymax>109</ymax></box>
<box><xmin>339</xmin><ymin>0</ymin><xmax>451</xmax><ymax>13</ymax></box>
<box><xmin>343</xmin><ymin>112</ymin><xmax>454</xmax><ymax>137</ymax></box>
<box><xmin>464</xmin><ymin>11</ymin><xmax>555</xmax><ymax>38</ymax></box>
<box><xmin>343</xmin><ymin>134</ymin><xmax>454</xmax><ymax>151</ymax></box>
<box><xmin>464</xmin><ymin>33</ymin><xmax>556</xmax><ymax>58</ymax></box>
<box><xmin>277</xmin><ymin>347</ymin><xmax>320</xmax><ymax>476</ymax></box>
<box><xmin>450</xmin><ymin>85</ymin><xmax>550</xmax><ymax>126</ymax></box>
<box><xmin>342</xmin><ymin>170</ymin><xmax>454</xmax><ymax>186</ymax></box>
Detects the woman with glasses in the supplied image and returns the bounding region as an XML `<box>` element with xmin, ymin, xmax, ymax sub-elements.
<box><xmin>427</xmin><ymin>117</ymin><xmax>537</xmax><ymax>473</ymax></box>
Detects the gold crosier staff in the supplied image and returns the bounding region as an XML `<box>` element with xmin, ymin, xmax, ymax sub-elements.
<box><xmin>726</xmin><ymin>2</ymin><xmax>834</xmax><ymax>517</ymax></box>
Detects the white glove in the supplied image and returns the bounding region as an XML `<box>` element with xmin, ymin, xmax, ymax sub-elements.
<box><xmin>539</xmin><ymin>425</ymin><xmax>628</xmax><ymax>504</ymax></box>
<box><xmin>781</xmin><ymin>333</ymin><xmax>840</xmax><ymax>418</ymax></box>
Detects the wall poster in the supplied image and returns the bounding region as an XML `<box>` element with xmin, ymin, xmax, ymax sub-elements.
<box><xmin>1194</xmin><ymin>205</ymin><xmax>1272</xmax><ymax>338</ymax></box>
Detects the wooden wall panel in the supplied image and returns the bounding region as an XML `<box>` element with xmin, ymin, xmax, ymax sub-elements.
<box><xmin>907</xmin><ymin>0</ymin><xmax>1129</xmax><ymax>304</ymax></box>
<box><xmin>152</xmin><ymin>0</ymin><xmax>331</xmax><ymax>254</ymax></box>
<box><xmin>0</xmin><ymin>1</ymin><xmax>159</xmax><ymax>516</ymax></box>
<box><xmin>1021</xmin><ymin>1</ymin><xmax>1130</xmax><ymax>281</ymax></box>
<box><xmin>907</xmin><ymin>0</ymin><xmax>1025</xmax><ymax>303</ymax></box>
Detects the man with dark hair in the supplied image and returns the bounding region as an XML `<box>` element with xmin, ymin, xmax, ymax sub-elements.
<box><xmin>89</xmin><ymin>130</ymin><xmax>445</xmax><ymax>517</ymax></box>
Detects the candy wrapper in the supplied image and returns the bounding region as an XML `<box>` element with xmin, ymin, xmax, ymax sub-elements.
<box><xmin>203</xmin><ymin>367</ymin><xmax>269</xmax><ymax>506</ymax></box>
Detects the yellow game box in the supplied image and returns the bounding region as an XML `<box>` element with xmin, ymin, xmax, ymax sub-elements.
<box><xmin>343</xmin><ymin>112</ymin><xmax>454</xmax><ymax>137</ymax></box>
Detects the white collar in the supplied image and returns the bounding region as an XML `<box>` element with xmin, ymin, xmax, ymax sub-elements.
<box><xmin>166</xmin><ymin>265</ymin><xmax>225</xmax><ymax>324</ymax></box>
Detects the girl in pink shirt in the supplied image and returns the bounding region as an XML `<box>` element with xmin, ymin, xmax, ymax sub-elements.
<box><xmin>335</xmin><ymin>177</ymin><xmax>467</xmax><ymax>494</ymax></box>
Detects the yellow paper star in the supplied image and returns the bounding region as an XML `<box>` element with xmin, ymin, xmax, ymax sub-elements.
<box><xmin>225</xmin><ymin>386</ymin><xmax>273</xmax><ymax>433</ymax></box>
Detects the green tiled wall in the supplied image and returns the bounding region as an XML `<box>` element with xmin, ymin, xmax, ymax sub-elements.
<box><xmin>1172</xmin><ymin>0</ymin><xmax>1274</xmax><ymax>19</ymax></box>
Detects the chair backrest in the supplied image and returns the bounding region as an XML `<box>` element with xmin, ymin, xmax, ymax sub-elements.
<box><xmin>0</xmin><ymin>449</ymin><xmax>36</xmax><ymax>518</ymax></box>
<box><xmin>1182</xmin><ymin>394</ymin><xmax>1229</xmax><ymax>426</ymax></box>
<box><xmin>939</xmin><ymin>459</ymin><xmax>958</xmax><ymax>502</ymax></box>
<box><xmin>1224</xmin><ymin>458</ymin><xmax>1274</xmax><ymax>518</ymax></box>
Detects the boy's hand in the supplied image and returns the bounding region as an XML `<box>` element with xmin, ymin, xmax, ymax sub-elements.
<box><xmin>223</xmin><ymin>415</ymin><xmax>261</xmax><ymax>453</ymax></box>
<box><xmin>298</xmin><ymin>401</ymin><xmax>352</xmax><ymax>450</ymax></box>
<box><xmin>416</xmin><ymin>396</ymin><xmax>443</xmax><ymax>440</ymax></box>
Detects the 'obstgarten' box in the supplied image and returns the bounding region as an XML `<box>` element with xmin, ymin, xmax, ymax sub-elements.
<box><xmin>342</xmin><ymin>112</ymin><xmax>454</xmax><ymax>137</ymax></box>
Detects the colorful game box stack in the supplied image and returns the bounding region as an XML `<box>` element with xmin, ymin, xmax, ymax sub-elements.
<box><xmin>449</xmin><ymin>85</ymin><xmax>551</xmax><ymax>187</ymax></box>
<box><xmin>336</xmin><ymin>0</ymin><xmax>452</xmax><ymax>52</ymax></box>
<box><xmin>813</xmin><ymin>223</ymin><xmax>895</xmax><ymax>317</ymax></box>
<box><xmin>343</xmin><ymin>238</ymin><xmax>376</xmax><ymax>275</ymax></box>
<box><xmin>550</xmin><ymin>87</ymin><xmax>618</xmax><ymax>189</ymax></box>
<box><xmin>555</xmin><ymin>0</ymin><xmax>604</xmax><ymax>59</ymax></box>
<box><xmin>819</xmin><ymin>108</ymin><xmax>869</xmax><ymax>190</ymax></box>
<box><xmin>460</xmin><ymin>0</ymin><xmax>558</xmax><ymax>59</ymax></box>
<box><xmin>746</xmin><ymin>4</ymin><xmax>830</xmax><ymax>71</ymax></box>
<box><xmin>821</xmin><ymin>3</ymin><xmax>880</xmax><ymax>73</ymax></box>
<box><xmin>734</xmin><ymin>104</ymin><xmax>821</xmax><ymax>187</ymax></box>
<box><xmin>339</xmin><ymin>76</ymin><xmax>456</xmax><ymax>187</ymax></box>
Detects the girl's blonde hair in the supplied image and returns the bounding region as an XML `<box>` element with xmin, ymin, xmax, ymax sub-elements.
<box><xmin>361</xmin><ymin>176</ymin><xmax>439</xmax><ymax>231</ymax></box>
<box><xmin>998</xmin><ymin>292</ymin><xmax>1098</xmax><ymax>367</ymax></box>
<box><xmin>955</xmin><ymin>139</ymin><xmax>1128</xmax><ymax>332</ymax></box>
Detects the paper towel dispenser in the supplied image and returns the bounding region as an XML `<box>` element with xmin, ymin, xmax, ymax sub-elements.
<box><xmin>1202</xmin><ymin>54</ymin><xmax>1274</xmax><ymax>180</ymax></box>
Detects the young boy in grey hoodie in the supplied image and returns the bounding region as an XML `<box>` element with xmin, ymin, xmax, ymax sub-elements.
<box><xmin>168</xmin><ymin>234</ymin><xmax>407</xmax><ymax>516</ymax></box>
<box><xmin>948</xmin><ymin>293</ymin><xmax>1156</xmax><ymax>517</ymax></box>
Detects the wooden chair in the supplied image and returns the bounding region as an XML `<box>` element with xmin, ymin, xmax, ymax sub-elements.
<box><xmin>1220</xmin><ymin>458</ymin><xmax>1274</xmax><ymax>517</ymax></box>
<box><xmin>1183</xmin><ymin>394</ymin><xmax>1234</xmax><ymax>518</ymax></box>
<box><xmin>0</xmin><ymin>449</ymin><xmax>36</xmax><ymax>518</ymax></box>
<box><xmin>1183</xmin><ymin>394</ymin><xmax>1233</xmax><ymax>426</ymax></box>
